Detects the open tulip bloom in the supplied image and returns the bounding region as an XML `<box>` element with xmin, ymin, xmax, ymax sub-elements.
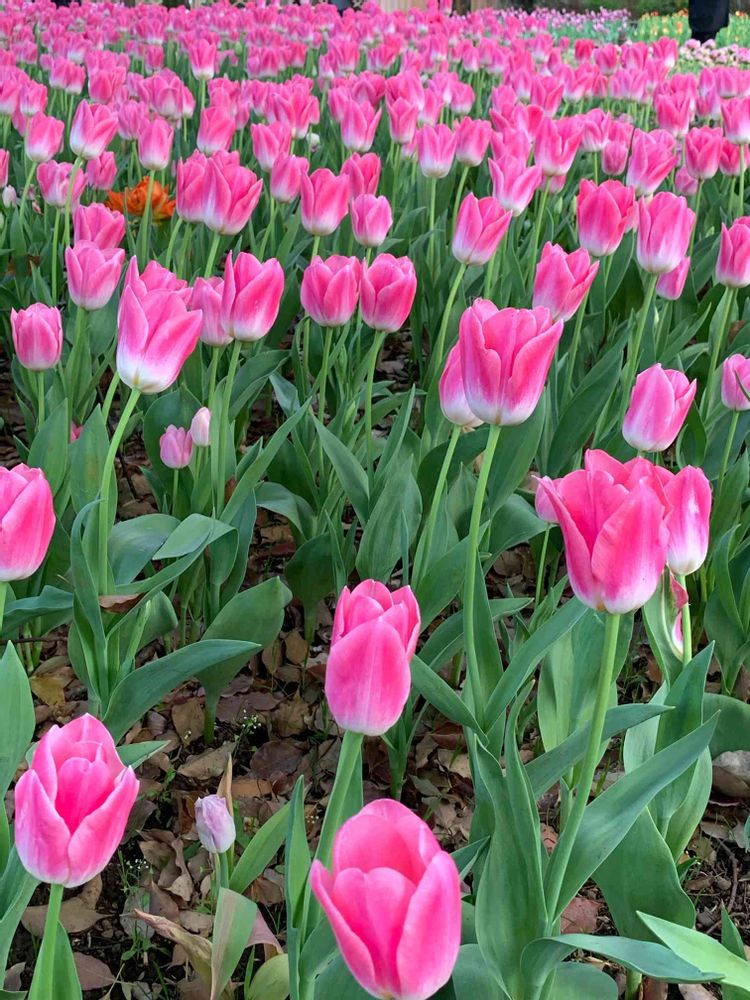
<box><xmin>1</xmin><ymin>4</ymin><xmax>749</xmax><ymax>999</ymax></box>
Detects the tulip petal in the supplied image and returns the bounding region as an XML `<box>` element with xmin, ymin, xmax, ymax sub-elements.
<box><xmin>14</xmin><ymin>770</ymin><xmax>71</xmax><ymax>885</ymax></box>
<box><xmin>66</xmin><ymin>769</ymin><xmax>139</xmax><ymax>887</ymax></box>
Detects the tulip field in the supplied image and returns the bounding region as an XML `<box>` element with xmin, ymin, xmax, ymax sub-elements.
<box><xmin>4</xmin><ymin>0</ymin><xmax>750</xmax><ymax>996</ymax></box>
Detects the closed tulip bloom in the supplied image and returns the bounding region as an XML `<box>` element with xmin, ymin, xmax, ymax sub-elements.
<box><xmin>664</xmin><ymin>466</ymin><xmax>711</xmax><ymax>576</ymax></box>
<box><xmin>674</xmin><ymin>166</ymin><xmax>698</xmax><ymax>198</ymax></box>
<box><xmin>532</xmin><ymin>243</ymin><xmax>599</xmax><ymax>323</ymax></box>
<box><xmin>191</xmin><ymin>276</ymin><xmax>231</xmax><ymax>347</ymax></box>
<box><xmin>387</xmin><ymin>96</ymin><xmax>419</xmax><ymax>145</ymax></box>
<box><xmin>221</xmin><ymin>252</ymin><xmax>285</xmax><ymax>341</ymax></box>
<box><xmin>65</xmin><ymin>241</ymin><xmax>125</xmax><ymax>311</ymax></box>
<box><xmin>137</xmin><ymin>116</ymin><xmax>173</xmax><ymax>171</ymax></box>
<box><xmin>85</xmin><ymin>151</ymin><xmax>117</xmax><ymax>191</ymax></box>
<box><xmin>325</xmin><ymin>581</ymin><xmax>420</xmax><ymax>736</ymax></box>
<box><xmin>15</xmin><ymin>714</ymin><xmax>139</xmax><ymax>888</ymax></box>
<box><xmin>656</xmin><ymin>257</ymin><xmax>690</xmax><ymax>301</ymax></box>
<box><xmin>459</xmin><ymin>300</ymin><xmax>563</xmax><ymax>425</ymax></box>
<box><xmin>360</xmin><ymin>254</ymin><xmax>417</xmax><ymax>333</ymax></box>
<box><xmin>70</xmin><ymin>101</ymin><xmax>118</xmax><ymax>160</ymax></box>
<box><xmin>636</xmin><ymin>194</ymin><xmax>695</xmax><ymax>275</ymax></box>
<box><xmin>300</xmin><ymin>255</ymin><xmax>361</xmax><ymax>328</ymax></box>
<box><xmin>0</xmin><ymin>149</ymin><xmax>8</xmax><ymax>188</ymax></box>
<box><xmin>300</xmin><ymin>168</ymin><xmax>350</xmax><ymax>236</ymax></box>
<box><xmin>721</xmin><ymin>96</ymin><xmax>750</xmax><ymax>145</ymax></box>
<box><xmin>416</xmin><ymin>124</ymin><xmax>458</xmax><ymax>178</ymax></box>
<box><xmin>720</xmin><ymin>139</ymin><xmax>743</xmax><ymax>178</ymax></box>
<box><xmin>576</xmin><ymin>178</ymin><xmax>634</xmax><ymax>257</ymax></box>
<box><xmin>626</xmin><ymin>129</ymin><xmax>679</xmax><ymax>197</ymax></box>
<box><xmin>195</xmin><ymin>794</ymin><xmax>235</xmax><ymax>854</ymax></box>
<box><xmin>187</xmin><ymin>39</ymin><xmax>217</xmax><ymax>82</ymax></box>
<box><xmin>11</xmin><ymin>304</ymin><xmax>63</xmax><ymax>371</ymax></box>
<box><xmin>24</xmin><ymin>113</ymin><xmax>64</xmax><ymax>163</ymax></box>
<box><xmin>0</xmin><ymin>464</ymin><xmax>54</xmax><ymax>581</ymax></box>
<box><xmin>251</xmin><ymin>122</ymin><xmax>292</xmax><ymax>172</ymax></box>
<box><xmin>488</xmin><ymin>156</ymin><xmax>543</xmax><ymax>216</ymax></box>
<box><xmin>117</xmin><ymin>263</ymin><xmax>202</xmax><ymax>393</ymax></box>
<box><xmin>341</xmin><ymin>98</ymin><xmax>382</xmax><ymax>153</ymax></box>
<box><xmin>452</xmin><ymin>193</ymin><xmax>511</xmax><ymax>267</ymax></box>
<box><xmin>310</xmin><ymin>799</ymin><xmax>460</xmax><ymax>1000</ymax></box>
<box><xmin>716</xmin><ymin>220</ymin><xmax>750</xmax><ymax>288</ymax></box>
<box><xmin>197</xmin><ymin>106</ymin><xmax>235</xmax><ymax>156</ymax></box>
<box><xmin>684</xmin><ymin>126</ymin><xmax>723</xmax><ymax>180</ymax></box>
<box><xmin>159</xmin><ymin>425</ymin><xmax>193</xmax><ymax>469</ymax></box>
<box><xmin>74</xmin><ymin>203</ymin><xmax>126</xmax><ymax>249</ymax></box>
<box><xmin>721</xmin><ymin>354</ymin><xmax>750</xmax><ymax>410</ymax></box>
<box><xmin>622</xmin><ymin>365</ymin><xmax>696</xmax><ymax>452</ymax></box>
<box><xmin>454</xmin><ymin>116</ymin><xmax>492</xmax><ymax>166</ymax></box>
<box><xmin>270</xmin><ymin>154</ymin><xmax>309</xmax><ymax>204</ymax></box>
<box><xmin>439</xmin><ymin>345</ymin><xmax>482</xmax><ymax>429</ymax></box>
<box><xmin>534</xmin><ymin>117</ymin><xmax>581</xmax><ymax>178</ymax></box>
<box><xmin>341</xmin><ymin>153</ymin><xmax>381</xmax><ymax>198</ymax></box>
<box><xmin>37</xmin><ymin>160</ymin><xmax>87</xmax><ymax>209</ymax></box>
<box><xmin>537</xmin><ymin>463</ymin><xmax>669</xmax><ymax>613</ymax></box>
<box><xmin>201</xmin><ymin>152</ymin><xmax>262</xmax><ymax>236</ymax></box>
<box><xmin>176</xmin><ymin>151</ymin><xmax>208</xmax><ymax>224</ymax></box>
<box><xmin>350</xmin><ymin>194</ymin><xmax>392</xmax><ymax>249</ymax></box>
<box><xmin>190</xmin><ymin>407</ymin><xmax>211</xmax><ymax>448</ymax></box>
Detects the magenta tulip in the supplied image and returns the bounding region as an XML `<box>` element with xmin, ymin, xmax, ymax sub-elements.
<box><xmin>664</xmin><ymin>467</ymin><xmax>711</xmax><ymax>576</ymax></box>
<box><xmin>11</xmin><ymin>304</ymin><xmax>63</xmax><ymax>371</ymax></box>
<box><xmin>69</xmin><ymin>101</ymin><xmax>118</xmax><ymax>160</ymax></box>
<box><xmin>716</xmin><ymin>220</ymin><xmax>750</xmax><ymax>288</ymax></box>
<box><xmin>360</xmin><ymin>254</ymin><xmax>417</xmax><ymax>333</ymax></box>
<box><xmin>452</xmin><ymin>193</ymin><xmax>511</xmax><ymax>267</ymax></box>
<box><xmin>576</xmin><ymin>178</ymin><xmax>634</xmax><ymax>257</ymax></box>
<box><xmin>65</xmin><ymin>241</ymin><xmax>125</xmax><ymax>311</ymax></box>
<box><xmin>721</xmin><ymin>354</ymin><xmax>750</xmax><ymax>410</ymax></box>
<box><xmin>301</xmin><ymin>256</ymin><xmax>361</xmax><ymax>328</ymax></box>
<box><xmin>201</xmin><ymin>151</ymin><xmax>262</xmax><ymax>236</ymax></box>
<box><xmin>532</xmin><ymin>243</ymin><xmax>599</xmax><ymax>323</ymax></box>
<box><xmin>159</xmin><ymin>425</ymin><xmax>193</xmax><ymax>469</ymax></box>
<box><xmin>622</xmin><ymin>365</ymin><xmax>696</xmax><ymax>453</ymax></box>
<box><xmin>350</xmin><ymin>194</ymin><xmax>392</xmax><ymax>249</ymax></box>
<box><xmin>300</xmin><ymin>168</ymin><xmax>350</xmax><ymax>236</ymax></box>
<box><xmin>221</xmin><ymin>252</ymin><xmax>285</xmax><ymax>342</ymax></box>
<box><xmin>636</xmin><ymin>193</ymin><xmax>695</xmax><ymax>275</ymax></box>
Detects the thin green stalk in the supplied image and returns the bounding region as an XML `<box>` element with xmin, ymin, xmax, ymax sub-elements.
<box><xmin>137</xmin><ymin>170</ymin><xmax>155</xmax><ymax>268</ymax></box>
<box><xmin>318</xmin><ymin>325</ymin><xmax>335</xmax><ymax>426</ymax></box>
<box><xmin>207</xmin><ymin>346</ymin><xmax>220</xmax><ymax>413</ymax></box>
<box><xmin>28</xmin><ymin>883</ymin><xmax>64</xmax><ymax>1000</ymax></box>
<box><xmin>703</xmin><ymin>287</ymin><xmax>737</xmax><ymax>417</ymax></box>
<box><xmin>314</xmin><ymin>729</ymin><xmax>363</xmax><ymax>869</ymax></box>
<box><xmin>218</xmin><ymin>850</ymin><xmax>230</xmax><ymax>892</ymax></box>
<box><xmin>365</xmin><ymin>331</ymin><xmax>387</xmax><ymax>495</ymax></box>
<box><xmin>171</xmin><ymin>467</ymin><xmax>179</xmax><ymax>517</ymax></box>
<box><xmin>51</xmin><ymin>209</ymin><xmax>61</xmax><ymax>304</ymax></box>
<box><xmin>18</xmin><ymin>159</ymin><xmax>36</xmax><ymax>222</ymax></box>
<box><xmin>625</xmin><ymin>969</ymin><xmax>642</xmax><ymax>1000</ymax></box>
<box><xmin>0</xmin><ymin>581</ymin><xmax>7</xmax><ymax>638</ymax></box>
<box><xmin>63</xmin><ymin>155</ymin><xmax>83</xmax><ymax>248</ymax></box>
<box><xmin>216</xmin><ymin>339</ymin><xmax>242</xmax><ymax>514</ymax></box>
<box><xmin>163</xmin><ymin>215</ymin><xmax>183</xmax><ymax>273</ymax></box>
<box><xmin>678</xmin><ymin>574</ymin><xmax>692</xmax><ymax>668</ymax></box>
<box><xmin>463</xmin><ymin>424</ymin><xmax>502</xmax><ymax>714</ymax></box>
<box><xmin>430</xmin><ymin>262</ymin><xmax>466</xmax><ymax>385</ymax></box>
<box><xmin>620</xmin><ymin>273</ymin><xmax>658</xmax><ymax>420</ymax></box>
<box><xmin>428</xmin><ymin>176</ymin><xmax>437</xmax><ymax>274</ymax></box>
<box><xmin>544</xmin><ymin>612</ymin><xmax>621</xmax><ymax>923</ymax></box>
<box><xmin>204</xmin><ymin>230</ymin><xmax>222</xmax><ymax>279</ymax></box>
<box><xmin>688</xmin><ymin>181</ymin><xmax>702</xmax><ymax>257</ymax></box>
<box><xmin>450</xmin><ymin>164</ymin><xmax>470</xmax><ymax>242</ymax></box>
<box><xmin>98</xmin><ymin>389</ymin><xmax>141</xmax><ymax>592</ymax></box>
<box><xmin>415</xmin><ymin>425</ymin><xmax>461</xmax><ymax>585</ymax></box>
<box><xmin>561</xmin><ymin>288</ymin><xmax>591</xmax><ymax>405</ymax></box>
<box><xmin>527</xmin><ymin>180</ymin><xmax>550</xmax><ymax>288</ymax></box>
<box><xmin>36</xmin><ymin>370</ymin><xmax>45</xmax><ymax>430</ymax></box>
<box><xmin>535</xmin><ymin>525</ymin><xmax>550</xmax><ymax>607</ymax></box>
<box><xmin>739</xmin><ymin>145</ymin><xmax>746</xmax><ymax>218</ymax></box>
<box><xmin>101</xmin><ymin>373</ymin><xmax>120</xmax><ymax>426</ymax></box>
<box><xmin>718</xmin><ymin>409</ymin><xmax>740</xmax><ymax>496</ymax></box>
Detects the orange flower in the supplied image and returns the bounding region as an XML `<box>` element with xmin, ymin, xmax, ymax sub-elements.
<box><xmin>106</xmin><ymin>178</ymin><xmax>175</xmax><ymax>221</ymax></box>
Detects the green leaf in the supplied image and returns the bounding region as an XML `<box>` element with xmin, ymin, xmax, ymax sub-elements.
<box><xmin>419</xmin><ymin>599</ymin><xmax>530</xmax><ymax>672</ymax></box>
<box><xmin>487</xmin><ymin>396</ymin><xmax>546</xmax><ymax>515</ymax></box>
<box><xmin>705</xmin><ymin>693</ymin><xmax>750</xmax><ymax>756</ymax></box>
<box><xmin>109</xmin><ymin>514</ymin><xmax>178</xmax><ymax>585</ymax></box>
<box><xmin>315</xmin><ymin>420</ymin><xmax>369</xmax><ymax>523</ymax></box>
<box><xmin>356</xmin><ymin>460</ymin><xmax>422</xmax><ymax>583</ymax></box>
<box><xmin>229</xmin><ymin>802</ymin><xmax>290</xmax><ymax>895</ymax></box>
<box><xmin>102</xmin><ymin>640</ymin><xmax>257</xmax><ymax>742</ymax></box>
<box><xmin>445</xmin><ymin>944</ymin><xmax>504</xmax><ymax>999</ymax></box>
<box><xmin>410</xmin><ymin>655</ymin><xmax>482</xmax><ymax>735</ymax></box>
<box><xmin>154</xmin><ymin>514</ymin><xmax>233</xmax><ymax>560</ymax></box>
<box><xmin>0</xmin><ymin>644</ymin><xmax>35</xmax><ymax>798</ymax></box>
<box><xmin>210</xmin><ymin>888</ymin><xmax>258</xmax><ymax>1000</ymax></box>
<box><xmin>248</xmin><ymin>954</ymin><xmax>290</xmax><ymax>1000</ymax></box>
<box><xmin>2</xmin><ymin>586</ymin><xmax>72</xmax><ymax>638</ymax></box>
<box><xmin>285</xmin><ymin>778</ymin><xmax>310</xmax><ymax>1000</ymax></box>
<box><xmin>550</xmin><ymin>963</ymin><xmax>617</xmax><ymax>1000</ymax></box>
<box><xmin>27</xmin><ymin>399</ymin><xmax>69</xmax><ymax>497</ymax></box>
<box><xmin>117</xmin><ymin>741</ymin><xmax>169</xmax><ymax>769</ymax></box>
<box><xmin>70</xmin><ymin>406</ymin><xmax>111</xmax><ymax>513</ymax></box>
<box><xmin>314</xmin><ymin>956</ymin><xmax>372</xmax><ymax>1000</ymax></box>
<box><xmin>639</xmin><ymin>914</ymin><xmax>749</xmax><ymax>990</ymax></box>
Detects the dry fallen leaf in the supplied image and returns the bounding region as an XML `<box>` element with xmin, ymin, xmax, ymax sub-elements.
<box><xmin>73</xmin><ymin>953</ymin><xmax>116</xmax><ymax>990</ymax></box>
<box><xmin>560</xmin><ymin>896</ymin><xmax>600</xmax><ymax>935</ymax></box>
<box><xmin>173</xmin><ymin>699</ymin><xmax>205</xmax><ymax>747</ymax></box>
<box><xmin>179</xmin><ymin>741</ymin><xmax>236</xmax><ymax>781</ymax></box>
<box><xmin>712</xmin><ymin>751</ymin><xmax>750</xmax><ymax>797</ymax></box>
<box><xmin>678</xmin><ymin>986</ymin><xmax>715</xmax><ymax>999</ymax></box>
<box><xmin>23</xmin><ymin>877</ymin><xmax>103</xmax><ymax>936</ymax></box>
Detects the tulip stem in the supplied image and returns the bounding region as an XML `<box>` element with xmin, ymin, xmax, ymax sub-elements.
<box><xmin>365</xmin><ymin>331</ymin><xmax>387</xmax><ymax>496</ymax></box>
<box><xmin>428</xmin><ymin>176</ymin><xmax>438</xmax><ymax>274</ymax></box>
<box><xmin>98</xmin><ymin>388</ymin><xmax>141</xmax><ymax>593</ymax></box>
<box><xmin>215</xmin><ymin>339</ymin><xmax>242</xmax><ymax>515</ymax></box>
<box><xmin>164</xmin><ymin>216</ymin><xmax>183</xmax><ymax>273</ymax></box>
<box><xmin>463</xmin><ymin>423</ymin><xmax>502</xmax><ymax>716</ymax></box>
<box><xmin>102</xmin><ymin>373</ymin><xmax>120</xmax><ymax>426</ymax></box>
<box><xmin>739</xmin><ymin>145</ymin><xmax>746</xmax><ymax>218</ymax></box>
<box><xmin>36</xmin><ymin>370</ymin><xmax>45</xmax><ymax>430</ymax></box>
<box><xmin>703</xmin><ymin>287</ymin><xmax>737</xmax><ymax>418</ymax></box>
<box><xmin>63</xmin><ymin>155</ymin><xmax>82</xmax><ymax>249</ymax></box>
<box><xmin>535</xmin><ymin>525</ymin><xmax>550</xmax><ymax>608</ymax></box>
<box><xmin>204</xmin><ymin>231</ymin><xmax>222</xmax><ymax>279</ymax></box>
<box><xmin>28</xmin><ymin>882</ymin><xmax>64</xmax><ymax>1000</ymax></box>
<box><xmin>314</xmin><ymin>729</ymin><xmax>363</xmax><ymax>870</ymax></box>
<box><xmin>137</xmin><ymin>170</ymin><xmax>156</xmax><ymax>269</ymax></box>
<box><xmin>415</xmin><ymin>425</ymin><xmax>461</xmax><ymax>587</ymax></box>
<box><xmin>0</xmin><ymin>582</ymin><xmax>7</xmax><ymax>638</ymax></box>
<box><xmin>561</xmin><ymin>288</ymin><xmax>591</xmax><ymax>406</ymax></box>
<box><xmin>620</xmin><ymin>273</ymin><xmax>657</xmax><ymax>421</ymax></box>
<box><xmin>450</xmin><ymin>164</ymin><xmax>470</xmax><ymax>243</ymax></box>
<box><xmin>51</xmin><ymin>209</ymin><xmax>61</xmax><ymax>305</ymax></box>
<box><xmin>678</xmin><ymin>574</ymin><xmax>692</xmax><ymax>667</ymax></box>
<box><xmin>544</xmin><ymin>612</ymin><xmax>620</xmax><ymax>925</ymax></box>
<box><xmin>688</xmin><ymin>181</ymin><xmax>703</xmax><ymax>257</ymax></box>
<box><xmin>718</xmin><ymin>409</ymin><xmax>740</xmax><ymax>497</ymax></box>
<box><xmin>527</xmin><ymin>179</ymin><xmax>550</xmax><ymax>289</ymax></box>
<box><xmin>430</xmin><ymin>262</ymin><xmax>466</xmax><ymax>388</ymax></box>
<box><xmin>19</xmin><ymin>159</ymin><xmax>36</xmax><ymax>224</ymax></box>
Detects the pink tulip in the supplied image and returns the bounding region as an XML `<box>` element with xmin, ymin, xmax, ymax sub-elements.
<box><xmin>137</xmin><ymin>116</ymin><xmax>173</xmax><ymax>171</ymax></box>
<box><xmin>720</xmin><ymin>139</ymin><xmax>744</xmax><ymax>177</ymax></box>
<box><xmin>325</xmin><ymin>581</ymin><xmax>420</xmax><ymax>736</ymax></box>
<box><xmin>221</xmin><ymin>252</ymin><xmax>285</xmax><ymax>342</ymax></box>
<box><xmin>192</xmin><ymin>277</ymin><xmax>231</xmax><ymax>347</ymax></box>
<box><xmin>488</xmin><ymin>156</ymin><xmax>543</xmax><ymax>216</ymax></box>
<box><xmin>0</xmin><ymin>464</ymin><xmax>54</xmax><ymax>581</ymax></box>
<box><xmin>197</xmin><ymin>107</ymin><xmax>235</xmax><ymax>156</ymax></box>
<box><xmin>350</xmin><ymin>194</ymin><xmax>392</xmax><ymax>249</ymax></box>
<box><xmin>537</xmin><ymin>461</ymin><xmax>669</xmax><ymax>613</ymax></box>
<box><xmin>452</xmin><ymin>193</ymin><xmax>511</xmax><ymax>267</ymax></box>
<box><xmin>622</xmin><ymin>365</ymin><xmax>696</xmax><ymax>452</ymax></box>
<box><xmin>116</xmin><ymin>260</ymin><xmax>202</xmax><ymax>394</ymax></box>
<box><xmin>576</xmin><ymin>178</ymin><xmax>634</xmax><ymax>257</ymax></box>
<box><xmin>187</xmin><ymin>39</ymin><xmax>218</xmax><ymax>82</ymax></box>
<box><xmin>70</xmin><ymin>101</ymin><xmax>118</xmax><ymax>160</ymax></box>
<box><xmin>269</xmin><ymin>154</ymin><xmax>309</xmax><ymax>205</ymax></box>
<box><xmin>300</xmin><ymin>167</ymin><xmax>350</xmax><ymax>236</ymax></box>
<box><xmin>722</xmin><ymin>96</ymin><xmax>750</xmax><ymax>145</ymax></box>
<box><xmin>341</xmin><ymin>153</ymin><xmax>381</xmax><ymax>198</ymax></box>
<box><xmin>11</xmin><ymin>304</ymin><xmax>63</xmax><ymax>371</ymax></box>
<box><xmin>159</xmin><ymin>425</ymin><xmax>193</xmax><ymax>469</ymax></box>
<box><xmin>458</xmin><ymin>299</ymin><xmax>563</xmax><ymax>425</ymax></box>
<box><xmin>721</xmin><ymin>354</ymin><xmax>750</xmax><ymax>410</ymax></box>
<box><xmin>340</xmin><ymin>97</ymin><xmax>382</xmax><ymax>153</ymax></box>
<box><xmin>439</xmin><ymin>345</ymin><xmax>482</xmax><ymax>429</ymax></box>
<box><xmin>190</xmin><ymin>407</ymin><xmax>211</xmax><ymax>448</ymax></box>
<box><xmin>654</xmin><ymin>90</ymin><xmax>693</xmax><ymax>138</ymax></box>
<box><xmin>85</xmin><ymin>151</ymin><xmax>117</xmax><ymax>191</ymax></box>
<box><xmin>310</xmin><ymin>799</ymin><xmax>460</xmax><ymax>1000</ymax></box>
<box><xmin>176</xmin><ymin>151</ymin><xmax>208</xmax><ymax>224</ymax></box>
<box><xmin>65</xmin><ymin>241</ymin><xmax>125</xmax><ymax>312</ymax></box>
<box><xmin>387</xmin><ymin>96</ymin><xmax>419</xmax><ymax>145</ymax></box>
<box><xmin>24</xmin><ymin>113</ymin><xmax>64</xmax><ymax>164</ymax></box>
<box><xmin>416</xmin><ymin>124</ymin><xmax>458</xmax><ymax>178</ymax></box>
<box><xmin>200</xmin><ymin>151</ymin><xmax>262</xmax><ymax>236</ymax></box>
<box><xmin>664</xmin><ymin>467</ymin><xmax>711</xmax><ymax>576</ymax></box>
<box><xmin>195</xmin><ymin>794</ymin><xmax>235</xmax><ymax>853</ymax></box>
<box><xmin>532</xmin><ymin>243</ymin><xmax>599</xmax><ymax>323</ymax></box>
<box><xmin>675</xmin><ymin>166</ymin><xmax>699</xmax><ymax>197</ymax></box>
<box><xmin>251</xmin><ymin>122</ymin><xmax>292</xmax><ymax>172</ymax></box>
<box><xmin>74</xmin><ymin>203</ymin><xmax>125</xmax><ymax>249</ymax></box>
<box><xmin>636</xmin><ymin>194</ymin><xmax>695</xmax><ymax>275</ymax></box>
<box><xmin>626</xmin><ymin>129</ymin><xmax>679</xmax><ymax>197</ymax></box>
<box><xmin>0</xmin><ymin>149</ymin><xmax>7</xmax><ymax>188</ymax></box>
<box><xmin>15</xmin><ymin>714</ymin><xmax>138</xmax><ymax>887</ymax></box>
<box><xmin>37</xmin><ymin>161</ymin><xmax>87</xmax><ymax>210</ymax></box>
<box><xmin>19</xmin><ymin>81</ymin><xmax>47</xmax><ymax>118</ymax></box>
<box><xmin>656</xmin><ymin>257</ymin><xmax>690</xmax><ymax>301</ymax></box>
<box><xmin>454</xmin><ymin>116</ymin><xmax>492</xmax><ymax>167</ymax></box>
<box><xmin>360</xmin><ymin>254</ymin><xmax>417</xmax><ymax>333</ymax></box>
<box><xmin>300</xmin><ymin>255</ymin><xmax>361</xmax><ymax>328</ymax></box>
<box><xmin>534</xmin><ymin>117</ymin><xmax>581</xmax><ymax>178</ymax></box>
<box><xmin>685</xmin><ymin>126</ymin><xmax>723</xmax><ymax>180</ymax></box>
<box><xmin>716</xmin><ymin>220</ymin><xmax>750</xmax><ymax>288</ymax></box>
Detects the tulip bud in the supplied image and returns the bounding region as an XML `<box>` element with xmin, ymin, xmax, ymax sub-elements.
<box><xmin>716</xmin><ymin>220</ymin><xmax>750</xmax><ymax>288</ymax></box>
<box><xmin>350</xmin><ymin>194</ymin><xmax>392</xmax><ymax>249</ymax></box>
<box><xmin>664</xmin><ymin>466</ymin><xmax>712</xmax><ymax>576</ymax></box>
<box><xmin>452</xmin><ymin>193</ymin><xmax>511</xmax><ymax>267</ymax></box>
<box><xmin>301</xmin><ymin>255</ymin><xmax>361</xmax><ymax>328</ymax></box>
<box><xmin>636</xmin><ymin>193</ymin><xmax>695</xmax><ymax>275</ymax></box>
<box><xmin>159</xmin><ymin>425</ymin><xmax>193</xmax><ymax>469</ymax></box>
<box><xmin>190</xmin><ymin>407</ymin><xmax>211</xmax><ymax>448</ymax></box>
<box><xmin>65</xmin><ymin>241</ymin><xmax>125</xmax><ymax>312</ymax></box>
<box><xmin>622</xmin><ymin>365</ymin><xmax>696</xmax><ymax>453</ymax></box>
<box><xmin>721</xmin><ymin>354</ymin><xmax>750</xmax><ymax>410</ymax></box>
<box><xmin>11</xmin><ymin>304</ymin><xmax>63</xmax><ymax>371</ymax></box>
<box><xmin>532</xmin><ymin>243</ymin><xmax>599</xmax><ymax>323</ymax></box>
<box><xmin>195</xmin><ymin>794</ymin><xmax>235</xmax><ymax>854</ymax></box>
<box><xmin>360</xmin><ymin>254</ymin><xmax>417</xmax><ymax>333</ymax></box>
